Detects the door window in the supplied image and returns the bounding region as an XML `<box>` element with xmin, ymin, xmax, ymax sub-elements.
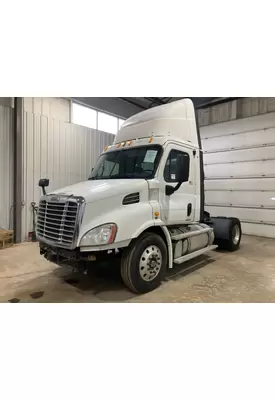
<box><xmin>164</xmin><ymin>149</ymin><xmax>190</xmax><ymax>183</ymax></box>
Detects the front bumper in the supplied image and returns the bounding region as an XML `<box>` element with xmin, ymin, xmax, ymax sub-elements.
<box><xmin>39</xmin><ymin>241</ymin><xmax>120</xmax><ymax>268</ymax></box>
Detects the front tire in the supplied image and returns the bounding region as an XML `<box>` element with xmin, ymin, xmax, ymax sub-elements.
<box><xmin>121</xmin><ymin>232</ymin><xmax>168</xmax><ymax>294</ymax></box>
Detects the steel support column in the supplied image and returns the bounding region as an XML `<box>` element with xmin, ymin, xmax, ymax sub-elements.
<box><xmin>13</xmin><ymin>97</ymin><xmax>23</xmax><ymax>243</ymax></box>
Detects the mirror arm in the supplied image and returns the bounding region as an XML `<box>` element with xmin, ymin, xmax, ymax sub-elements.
<box><xmin>165</xmin><ymin>181</ymin><xmax>183</xmax><ymax>196</ymax></box>
<box><xmin>174</xmin><ymin>181</ymin><xmax>182</xmax><ymax>192</ymax></box>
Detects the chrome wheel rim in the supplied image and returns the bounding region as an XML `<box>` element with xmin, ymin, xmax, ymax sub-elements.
<box><xmin>139</xmin><ymin>245</ymin><xmax>162</xmax><ymax>282</ymax></box>
<box><xmin>232</xmin><ymin>225</ymin><xmax>241</xmax><ymax>245</ymax></box>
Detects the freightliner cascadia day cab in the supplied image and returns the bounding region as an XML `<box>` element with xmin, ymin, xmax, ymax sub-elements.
<box><xmin>37</xmin><ymin>99</ymin><xmax>242</xmax><ymax>294</ymax></box>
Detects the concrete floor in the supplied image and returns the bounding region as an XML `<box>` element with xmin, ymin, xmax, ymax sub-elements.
<box><xmin>0</xmin><ymin>235</ymin><xmax>275</xmax><ymax>303</ymax></box>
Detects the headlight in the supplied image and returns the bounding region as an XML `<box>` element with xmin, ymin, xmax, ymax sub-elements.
<box><xmin>80</xmin><ymin>223</ymin><xmax>117</xmax><ymax>246</ymax></box>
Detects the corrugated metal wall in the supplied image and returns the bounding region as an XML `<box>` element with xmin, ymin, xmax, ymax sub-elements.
<box><xmin>0</xmin><ymin>105</ymin><xmax>13</xmax><ymax>230</ymax></box>
<box><xmin>23</xmin><ymin>97</ymin><xmax>70</xmax><ymax>122</ymax></box>
<box><xmin>201</xmin><ymin>111</ymin><xmax>275</xmax><ymax>239</ymax></box>
<box><xmin>198</xmin><ymin>97</ymin><xmax>275</xmax><ymax>126</ymax></box>
<box><xmin>21</xmin><ymin>111</ymin><xmax>114</xmax><ymax>240</ymax></box>
<box><xmin>4</xmin><ymin>97</ymin><xmax>275</xmax><ymax>240</ymax></box>
<box><xmin>198</xmin><ymin>100</ymin><xmax>237</xmax><ymax>126</ymax></box>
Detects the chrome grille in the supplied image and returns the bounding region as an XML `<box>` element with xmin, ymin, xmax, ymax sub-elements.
<box><xmin>36</xmin><ymin>196</ymin><xmax>85</xmax><ymax>249</ymax></box>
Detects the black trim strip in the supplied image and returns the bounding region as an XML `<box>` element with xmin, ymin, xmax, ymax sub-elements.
<box><xmin>206</xmin><ymin>203</ymin><xmax>275</xmax><ymax>210</ymax></box>
<box><xmin>205</xmin><ymin>176</ymin><xmax>275</xmax><ymax>180</ymax></box>
<box><xmin>192</xmin><ymin>101</ymin><xmax>205</xmax><ymax>222</ymax></box>
<box><xmin>205</xmin><ymin>189</ymin><xmax>274</xmax><ymax>193</ymax></box>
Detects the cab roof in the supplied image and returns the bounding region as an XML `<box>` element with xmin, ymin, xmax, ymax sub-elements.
<box><xmin>114</xmin><ymin>98</ymin><xmax>199</xmax><ymax>148</ymax></box>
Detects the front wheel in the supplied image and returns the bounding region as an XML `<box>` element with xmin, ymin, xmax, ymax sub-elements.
<box><xmin>121</xmin><ymin>232</ymin><xmax>168</xmax><ymax>294</ymax></box>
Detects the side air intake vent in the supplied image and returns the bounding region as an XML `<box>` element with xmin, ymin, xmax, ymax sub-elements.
<box><xmin>122</xmin><ymin>192</ymin><xmax>140</xmax><ymax>205</ymax></box>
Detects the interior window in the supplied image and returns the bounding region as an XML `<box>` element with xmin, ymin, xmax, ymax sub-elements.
<box><xmin>72</xmin><ymin>102</ymin><xmax>97</xmax><ymax>129</ymax></box>
<box><xmin>164</xmin><ymin>149</ymin><xmax>190</xmax><ymax>183</ymax></box>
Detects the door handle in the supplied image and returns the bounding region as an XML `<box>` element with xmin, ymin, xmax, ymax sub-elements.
<box><xmin>187</xmin><ymin>203</ymin><xmax>192</xmax><ymax>216</ymax></box>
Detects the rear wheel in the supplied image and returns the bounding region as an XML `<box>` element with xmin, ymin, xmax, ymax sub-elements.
<box><xmin>121</xmin><ymin>232</ymin><xmax>167</xmax><ymax>294</ymax></box>
<box><xmin>216</xmin><ymin>217</ymin><xmax>242</xmax><ymax>251</ymax></box>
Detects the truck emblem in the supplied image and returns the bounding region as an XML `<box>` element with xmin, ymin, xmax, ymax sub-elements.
<box><xmin>50</xmin><ymin>196</ymin><xmax>60</xmax><ymax>202</ymax></box>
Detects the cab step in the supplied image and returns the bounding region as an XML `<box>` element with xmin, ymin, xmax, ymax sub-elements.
<box><xmin>173</xmin><ymin>245</ymin><xmax>218</xmax><ymax>265</ymax></box>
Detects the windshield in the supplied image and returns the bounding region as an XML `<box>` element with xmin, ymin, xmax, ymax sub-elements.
<box><xmin>89</xmin><ymin>145</ymin><xmax>162</xmax><ymax>180</ymax></box>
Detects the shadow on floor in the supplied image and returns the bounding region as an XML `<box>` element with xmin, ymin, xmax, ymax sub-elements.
<box><xmin>166</xmin><ymin>255</ymin><xmax>216</xmax><ymax>282</ymax></box>
<box><xmin>5</xmin><ymin>254</ymin><xmax>217</xmax><ymax>303</ymax></box>
<box><xmin>52</xmin><ymin>254</ymin><xmax>215</xmax><ymax>302</ymax></box>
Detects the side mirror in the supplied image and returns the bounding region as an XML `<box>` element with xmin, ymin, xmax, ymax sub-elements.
<box><xmin>166</xmin><ymin>154</ymin><xmax>189</xmax><ymax>196</ymax></box>
<box><xmin>175</xmin><ymin>154</ymin><xmax>188</xmax><ymax>183</ymax></box>
<box><xmin>39</xmin><ymin>178</ymin><xmax>49</xmax><ymax>195</ymax></box>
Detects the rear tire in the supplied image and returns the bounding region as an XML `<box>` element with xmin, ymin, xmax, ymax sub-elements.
<box><xmin>121</xmin><ymin>232</ymin><xmax>168</xmax><ymax>294</ymax></box>
<box><xmin>216</xmin><ymin>217</ymin><xmax>242</xmax><ymax>252</ymax></box>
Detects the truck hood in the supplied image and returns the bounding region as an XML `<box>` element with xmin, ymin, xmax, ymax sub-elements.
<box><xmin>49</xmin><ymin>179</ymin><xmax>148</xmax><ymax>203</ymax></box>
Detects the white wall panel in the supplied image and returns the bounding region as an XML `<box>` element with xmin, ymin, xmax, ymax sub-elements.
<box><xmin>205</xmin><ymin>178</ymin><xmax>275</xmax><ymax>192</ymax></box>
<box><xmin>201</xmin><ymin>111</ymin><xmax>275</xmax><ymax>238</ymax></box>
<box><xmin>206</xmin><ymin>206</ymin><xmax>275</xmax><ymax>225</ymax></box>
<box><xmin>204</xmin><ymin>145</ymin><xmax>275</xmax><ymax>165</ymax></box>
<box><xmin>205</xmin><ymin>191</ymin><xmax>275</xmax><ymax>208</ymax></box>
<box><xmin>205</xmin><ymin>160</ymin><xmax>275</xmax><ymax>179</ymax></box>
<box><xmin>21</xmin><ymin>111</ymin><xmax>114</xmax><ymax>240</ymax></box>
<box><xmin>0</xmin><ymin>105</ymin><xmax>13</xmax><ymax>229</ymax></box>
<box><xmin>206</xmin><ymin>206</ymin><xmax>275</xmax><ymax>239</ymax></box>
<box><xmin>240</xmin><ymin>223</ymin><xmax>275</xmax><ymax>238</ymax></box>
<box><xmin>202</xmin><ymin>127</ymin><xmax>275</xmax><ymax>153</ymax></box>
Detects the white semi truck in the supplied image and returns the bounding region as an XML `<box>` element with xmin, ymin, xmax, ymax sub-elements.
<box><xmin>37</xmin><ymin>99</ymin><xmax>242</xmax><ymax>293</ymax></box>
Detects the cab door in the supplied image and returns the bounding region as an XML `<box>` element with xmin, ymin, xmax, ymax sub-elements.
<box><xmin>159</xmin><ymin>144</ymin><xmax>196</xmax><ymax>225</ymax></box>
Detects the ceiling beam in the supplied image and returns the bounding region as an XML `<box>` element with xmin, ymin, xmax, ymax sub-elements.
<box><xmin>118</xmin><ymin>98</ymin><xmax>147</xmax><ymax>110</ymax></box>
<box><xmin>196</xmin><ymin>97</ymin><xmax>242</xmax><ymax>109</ymax></box>
<box><xmin>145</xmin><ymin>97</ymin><xmax>167</xmax><ymax>107</ymax></box>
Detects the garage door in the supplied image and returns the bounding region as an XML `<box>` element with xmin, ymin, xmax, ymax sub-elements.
<box><xmin>201</xmin><ymin>112</ymin><xmax>275</xmax><ymax>238</ymax></box>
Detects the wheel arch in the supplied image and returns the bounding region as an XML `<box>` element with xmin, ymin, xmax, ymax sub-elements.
<box><xmin>130</xmin><ymin>225</ymin><xmax>173</xmax><ymax>269</ymax></box>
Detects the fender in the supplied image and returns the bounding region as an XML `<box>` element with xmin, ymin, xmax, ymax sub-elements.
<box><xmin>131</xmin><ymin>220</ymin><xmax>158</xmax><ymax>239</ymax></box>
<box><xmin>159</xmin><ymin>225</ymin><xmax>173</xmax><ymax>269</ymax></box>
<box><xmin>132</xmin><ymin>221</ymin><xmax>173</xmax><ymax>269</ymax></box>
